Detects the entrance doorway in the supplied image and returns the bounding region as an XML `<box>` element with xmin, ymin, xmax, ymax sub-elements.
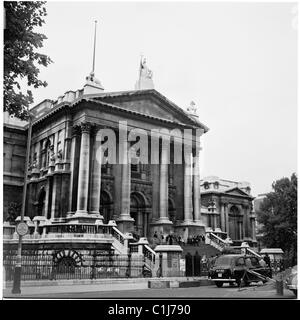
<box><xmin>100</xmin><ymin>190</ymin><xmax>112</xmax><ymax>224</ymax></box>
<box><xmin>228</xmin><ymin>205</ymin><xmax>242</xmax><ymax>240</ymax></box>
<box><xmin>130</xmin><ymin>192</ymin><xmax>148</xmax><ymax>238</ymax></box>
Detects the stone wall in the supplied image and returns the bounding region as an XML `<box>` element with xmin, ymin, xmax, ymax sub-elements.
<box><xmin>3</xmin><ymin>126</ymin><xmax>27</xmax><ymax>221</ymax></box>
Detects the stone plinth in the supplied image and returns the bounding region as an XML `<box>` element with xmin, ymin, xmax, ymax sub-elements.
<box><xmin>116</xmin><ymin>215</ymin><xmax>135</xmax><ymax>234</ymax></box>
<box><xmin>66</xmin><ymin>213</ymin><xmax>102</xmax><ymax>224</ymax></box>
<box><xmin>154</xmin><ymin>245</ymin><xmax>183</xmax><ymax>277</ymax></box>
<box><xmin>175</xmin><ymin>222</ymin><xmax>206</xmax><ymax>243</ymax></box>
<box><xmin>150</xmin><ymin>219</ymin><xmax>173</xmax><ymax>241</ymax></box>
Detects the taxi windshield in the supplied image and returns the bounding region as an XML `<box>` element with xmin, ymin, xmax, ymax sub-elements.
<box><xmin>214</xmin><ymin>256</ymin><xmax>233</xmax><ymax>266</ymax></box>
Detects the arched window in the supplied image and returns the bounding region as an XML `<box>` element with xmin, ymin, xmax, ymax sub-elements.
<box><xmin>37</xmin><ymin>188</ymin><xmax>46</xmax><ymax>217</ymax></box>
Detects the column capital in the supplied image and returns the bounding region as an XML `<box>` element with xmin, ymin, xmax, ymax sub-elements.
<box><xmin>220</xmin><ymin>199</ymin><xmax>229</xmax><ymax>206</ymax></box>
<box><xmin>80</xmin><ymin>122</ymin><xmax>92</xmax><ymax>133</ymax></box>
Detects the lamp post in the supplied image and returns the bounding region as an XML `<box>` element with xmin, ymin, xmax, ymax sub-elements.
<box><xmin>12</xmin><ymin>108</ymin><xmax>34</xmax><ymax>294</ymax></box>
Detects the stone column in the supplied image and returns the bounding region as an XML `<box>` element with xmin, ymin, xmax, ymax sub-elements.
<box><xmin>193</xmin><ymin>150</ymin><xmax>202</xmax><ymax>223</ymax></box>
<box><xmin>53</xmin><ymin>131</ymin><xmax>60</xmax><ymax>171</ymax></box>
<box><xmin>243</xmin><ymin>204</ymin><xmax>249</xmax><ymax>239</ymax></box>
<box><xmin>50</xmin><ymin>176</ymin><xmax>58</xmax><ymax>219</ymax></box>
<box><xmin>225</xmin><ymin>203</ymin><xmax>229</xmax><ymax>234</ymax></box>
<box><xmin>143</xmin><ymin>211</ymin><xmax>148</xmax><ymax>236</ymax></box>
<box><xmin>117</xmin><ymin>136</ymin><xmax>134</xmax><ymax>233</ymax></box>
<box><xmin>44</xmin><ymin>182</ymin><xmax>50</xmax><ymax>219</ymax></box>
<box><xmin>41</xmin><ymin>140</ymin><xmax>47</xmax><ymax>170</ymax></box>
<box><xmin>35</xmin><ymin>141</ymin><xmax>41</xmax><ymax>169</ymax></box>
<box><xmin>158</xmin><ymin>144</ymin><xmax>170</xmax><ymax>222</ymax></box>
<box><xmin>213</xmin><ymin>214</ymin><xmax>218</xmax><ymax>231</ymax></box>
<box><xmin>89</xmin><ymin>131</ymin><xmax>103</xmax><ymax>219</ymax></box>
<box><xmin>76</xmin><ymin>122</ymin><xmax>91</xmax><ymax>215</ymax></box>
<box><xmin>251</xmin><ymin>218</ymin><xmax>257</xmax><ymax>241</ymax></box>
<box><xmin>68</xmin><ymin>126</ymin><xmax>80</xmax><ymax>214</ymax></box>
<box><xmin>63</xmin><ymin>119</ymin><xmax>73</xmax><ymax>171</ymax></box>
<box><xmin>220</xmin><ymin>203</ymin><xmax>226</xmax><ymax>231</ymax></box>
<box><xmin>238</xmin><ymin>221</ymin><xmax>243</xmax><ymax>240</ymax></box>
<box><xmin>183</xmin><ymin>154</ymin><xmax>193</xmax><ymax>223</ymax></box>
<box><xmin>120</xmin><ymin>142</ymin><xmax>131</xmax><ymax>218</ymax></box>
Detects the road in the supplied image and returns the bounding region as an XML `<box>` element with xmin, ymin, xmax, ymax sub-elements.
<box><xmin>4</xmin><ymin>282</ymin><xmax>296</xmax><ymax>299</ymax></box>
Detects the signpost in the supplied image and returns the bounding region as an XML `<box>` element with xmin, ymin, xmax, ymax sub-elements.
<box><xmin>12</xmin><ymin>110</ymin><xmax>33</xmax><ymax>294</ymax></box>
<box><xmin>16</xmin><ymin>222</ymin><xmax>29</xmax><ymax>237</ymax></box>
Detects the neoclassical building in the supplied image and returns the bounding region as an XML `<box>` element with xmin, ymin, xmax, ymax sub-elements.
<box><xmin>3</xmin><ymin>60</ymin><xmax>257</xmax><ymax>248</ymax></box>
<box><xmin>200</xmin><ymin>176</ymin><xmax>256</xmax><ymax>246</ymax></box>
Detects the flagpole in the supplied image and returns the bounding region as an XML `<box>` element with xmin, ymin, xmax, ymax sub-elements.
<box><xmin>92</xmin><ymin>20</ymin><xmax>97</xmax><ymax>74</ymax></box>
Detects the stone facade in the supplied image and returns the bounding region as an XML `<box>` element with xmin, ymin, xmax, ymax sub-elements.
<box><xmin>3</xmin><ymin>85</ymin><xmax>257</xmax><ymax>247</ymax></box>
<box><xmin>3</xmin><ymin>117</ymin><xmax>27</xmax><ymax>222</ymax></box>
<box><xmin>200</xmin><ymin>176</ymin><xmax>257</xmax><ymax>246</ymax></box>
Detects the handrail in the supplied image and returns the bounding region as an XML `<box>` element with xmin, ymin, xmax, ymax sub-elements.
<box><xmin>208</xmin><ymin>232</ymin><xmax>227</xmax><ymax>249</ymax></box>
<box><xmin>143</xmin><ymin>244</ymin><xmax>156</xmax><ymax>264</ymax></box>
<box><xmin>111</xmin><ymin>226</ymin><xmax>125</xmax><ymax>245</ymax></box>
<box><xmin>246</xmin><ymin>247</ymin><xmax>261</xmax><ymax>258</ymax></box>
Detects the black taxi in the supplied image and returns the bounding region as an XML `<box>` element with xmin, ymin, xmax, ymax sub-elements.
<box><xmin>209</xmin><ymin>254</ymin><xmax>272</xmax><ymax>287</ymax></box>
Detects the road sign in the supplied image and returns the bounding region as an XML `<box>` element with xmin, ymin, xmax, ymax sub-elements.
<box><xmin>16</xmin><ymin>222</ymin><xmax>29</xmax><ymax>236</ymax></box>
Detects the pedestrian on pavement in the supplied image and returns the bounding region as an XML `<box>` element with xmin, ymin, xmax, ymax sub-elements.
<box><xmin>160</xmin><ymin>232</ymin><xmax>164</xmax><ymax>244</ymax></box>
<box><xmin>245</xmin><ymin>257</ymin><xmax>252</xmax><ymax>268</ymax></box>
<box><xmin>264</xmin><ymin>253</ymin><xmax>271</xmax><ymax>268</ymax></box>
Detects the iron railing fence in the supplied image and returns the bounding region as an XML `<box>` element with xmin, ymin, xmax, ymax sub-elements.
<box><xmin>3</xmin><ymin>253</ymin><xmax>152</xmax><ymax>281</ymax></box>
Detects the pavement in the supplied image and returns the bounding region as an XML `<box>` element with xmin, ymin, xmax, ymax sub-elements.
<box><xmin>2</xmin><ymin>276</ymin><xmax>206</xmax><ymax>298</ymax></box>
<box><xmin>3</xmin><ymin>278</ymin><xmax>297</xmax><ymax>299</ymax></box>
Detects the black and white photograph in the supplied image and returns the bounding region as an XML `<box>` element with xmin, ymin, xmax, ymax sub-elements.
<box><xmin>1</xmin><ymin>0</ymin><xmax>298</xmax><ymax>305</ymax></box>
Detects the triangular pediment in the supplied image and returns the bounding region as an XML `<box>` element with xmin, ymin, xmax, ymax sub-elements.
<box><xmin>224</xmin><ymin>187</ymin><xmax>250</xmax><ymax>197</ymax></box>
<box><xmin>93</xmin><ymin>90</ymin><xmax>209</xmax><ymax>131</ymax></box>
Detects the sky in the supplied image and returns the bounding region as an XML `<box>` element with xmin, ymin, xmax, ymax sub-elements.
<box><xmin>28</xmin><ymin>1</ymin><xmax>297</xmax><ymax>197</ymax></box>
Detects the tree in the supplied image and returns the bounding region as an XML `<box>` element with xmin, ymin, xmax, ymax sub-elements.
<box><xmin>4</xmin><ymin>1</ymin><xmax>52</xmax><ymax>120</ymax></box>
<box><xmin>257</xmin><ymin>173</ymin><xmax>297</xmax><ymax>263</ymax></box>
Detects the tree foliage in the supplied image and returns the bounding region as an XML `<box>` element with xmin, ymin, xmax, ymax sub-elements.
<box><xmin>257</xmin><ymin>173</ymin><xmax>297</xmax><ymax>262</ymax></box>
<box><xmin>4</xmin><ymin>1</ymin><xmax>52</xmax><ymax>120</ymax></box>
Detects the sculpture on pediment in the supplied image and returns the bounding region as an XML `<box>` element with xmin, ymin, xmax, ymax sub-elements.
<box><xmin>135</xmin><ymin>56</ymin><xmax>154</xmax><ymax>90</ymax></box>
<box><xmin>140</xmin><ymin>58</ymin><xmax>153</xmax><ymax>79</ymax></box>
<box><xmin>187</xmin><ymin>101</ymin><xmax>197</xmax><ymax>114</ymax></box>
